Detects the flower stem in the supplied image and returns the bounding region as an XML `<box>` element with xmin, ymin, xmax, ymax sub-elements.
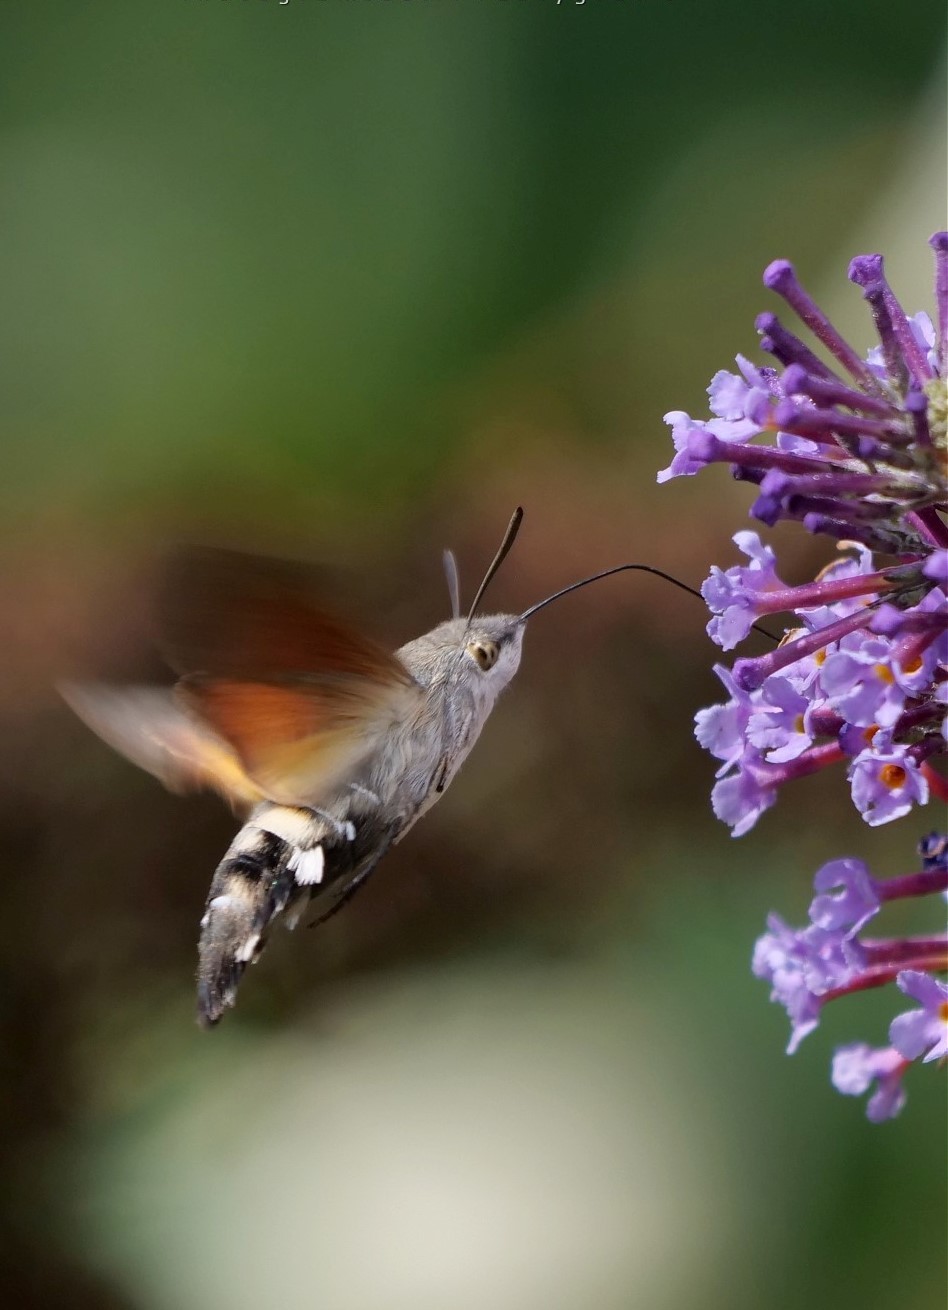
<box><xmin>877</xmin><ymin>868</ymin><xmax>948</xmax><ymax>901</ymax></box>
<box><xmin>920</xmin><ymin>763</ymin><xmax>948</xmax><ymax>804</ymax></box>
<box><xmin>752</xmin><ymin>571</ymin><xmax>895</xmax><ymax>617</ymax></box>
<box><xmin>748</xmin><ymin>741</ymin><xmax>846</xmax><ymax>788</ymax></box>
<box><xmin>821</xmin><ymin>953</ymin><xmax>948</xmax><ymax>1004</ymax></box>
<box><xmin>733</xmin><ymin>608</ymin><xmax>874</xmax><ymax>689</ymax></box>
<box><xmin>906</xmin><ymin>508</ymin><xmax>948</xmax><ymax>548</ymax></box>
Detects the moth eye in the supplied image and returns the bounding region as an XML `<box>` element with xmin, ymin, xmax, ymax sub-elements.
<box><xmin>467</xmin><ymin>640</ymin><xmax>499</xmax><ymax>671</ymax></box>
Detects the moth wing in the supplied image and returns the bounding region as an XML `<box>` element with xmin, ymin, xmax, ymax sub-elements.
<box><xmin>176</xmin><ymin>673</ymin><xmax>419</xmax><ymax>807</ymax></box>
<box><xmin>59</xmin><ymin>682</ymin><xmax>264</xmax><ymax>806</ymax></box>
<box><xmin>156</xmin><ymin>546</ymin><xmax>421</xmax><ymax>807</ymax></box>
<box><xmin>158</xmin><ymin>546</ymin><xmax>413</xmax><ymax>686</ymax></box>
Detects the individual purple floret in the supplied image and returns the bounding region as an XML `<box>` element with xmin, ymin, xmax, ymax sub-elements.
<box><xmin>820</xmin><ymin>633</ymin><xmax>914</xmax><ymax>729</ymax></box>
<box><xmin>848</xmin><ymin>734</ymin><xmax>930</xmax><ymax>827</ymax></box>
<box><xmin>831</xmin><ymin>1044</ymin><xmax>908</xmax><ymax>1122</ymax></box>
<box><xmin>808</xmin><ymin>857</ymin><xmax>881</xmax><ymax>937</ymax></box>
<box><xmin>889</xmin><ymin>971</ymin><xmax>948</xmax><ymax>1063</ymax></box>
<box><xmin>745</xmin><ymin>676</ymin><xmax>814</xmax><ymax>763</ymax></box>
<box><xmin>751</xmin><ymin>917</ymin><xmax>821</xmax><ymax>1053</ymax></box>
<box><xmin>658</xmin><ymin>358</ymin><xmax>780</xmax><ymax>483</ymax></box>
<box><xmin>693</xmin><ymin>665</ymin><xmax>755</xmax><ymax>772</ymax></box>
<box><xmin>752</xmin><ymin>905</ymin><xmax>874</xmax><ymax>1052</ymax></box>
<box><xmin>701</xmin><ymin>531</ymin><xmax>782</xmax><ymax>650</ymax></box>
<box><xmin>710</xmin><ymin>751</ymin><xmax>778</xmax><ymax>838</ymax></box>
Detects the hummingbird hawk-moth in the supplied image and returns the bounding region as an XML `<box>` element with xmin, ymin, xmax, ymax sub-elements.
<box><xmin>63</xmin><ymin>510</ymin><xmax>669</xmax><ymax>1026</ymax></box>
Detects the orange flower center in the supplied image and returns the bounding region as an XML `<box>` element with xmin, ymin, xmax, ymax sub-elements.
<box><xmin>874</xmin><ymin>663</ymin><xmax>895</xmax><ymax>685</ymax></box>
<box><xmin>879</xmin><ymin>764</ymin><xmax>907</xmax><ymax>790</ymax></box>
<box><xmin>901</xmin><ymin>656</ymin><xmax>923</xmax><ymax>674</ymax></box>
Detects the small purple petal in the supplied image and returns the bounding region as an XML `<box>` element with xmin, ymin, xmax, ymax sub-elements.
<box><xmin>889</xmin><ymin>1007</ymin><xmax>941</xmax><ymax>1062</ymax></box>
<box><xmin>657</xmin><ymin>413</ymin><xmax>709</xmax><ymax>483</ymax></box>
<box><xmin>752</xmin><ymin>915</ymin><xmax>822</xmax><ymax>1051</ymax></box>
<box><xmin>831</xmin><ymin>1043</ymin><xmax>907</xmax><ymax>1122</ymax></box>
<box><xmin>866</xmin><ymin>1075</ymin><xmax>908</xmax><ymax>1123</ymax></box>
<box><xmin>809</xmin><ymin>857</ymin><xmax>880</xmax><ymax>937</ymax></box>
<box><xmin>890</xmin><ymin>971</ymin><xmax>948</xmax><ymax>1063</ymax></box>
<box><xmin>711</xmin><ymin>755</ymin><xmax>777</xmax><ymax>837</ymax></box>
<box><xmin>896</xmin><ymin>968</ymin><xmax>948</xmax><ymax>1009</ymax></box>
<box><xmin>694</xmin><ymin>665</ymin><xmax>757</xmax><ymax>771</ymax></box>
<box><xmin>708</xmin><ymin>368</ymin><xmax>752</xmax><ymax>420</ymax></box>
<box><xmin>923</xmin><ymin>550</ymin><xmax>948</xmax><ymax>586</ymax></box>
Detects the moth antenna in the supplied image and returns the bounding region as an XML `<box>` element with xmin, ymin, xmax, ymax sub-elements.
<box><xmin>466</xmin><ymin>506</ymin><xmax>524</xmax><ymax>625</ymax></box>
<box><xmin>442</xmin><ymin>549</ymin><xmax>461</xmax><ymax>620</ymax></box>
<box><xmin>519</xmin><ymin>563</ymin><xmax>778</xmax><ymax>643</ymax></box>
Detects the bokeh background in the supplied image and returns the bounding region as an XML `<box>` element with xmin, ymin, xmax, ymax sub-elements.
<box><xmin>1</xmin><ymin>4</ymin><xmax>945</xmax><ymax>1308</ymax></box>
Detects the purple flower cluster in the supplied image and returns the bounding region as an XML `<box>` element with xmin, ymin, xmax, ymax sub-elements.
<box><xmin>753</xmin><ymin>838</ymin><xmax>947</xmax><ymax>1118</ymax></box>
<box><xmin>661</xmin><ymin>235</ymin><xmax>948</xmax><ymax>1118</ymax></box>
<box><xmin>693</xmin><ymin>531</ymin><xmax>944</xmax><ymax>834</ymax></box>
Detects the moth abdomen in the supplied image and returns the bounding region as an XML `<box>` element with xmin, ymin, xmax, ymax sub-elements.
<box><xmin>197</xmin><ymin>824</ymin><xmax>295</xmax><ymax>1026</ymax></box>
<box><xmin>195</xmin><ymin>800</ymin><xmax>395</xmax><ymax>1025</ymax></box>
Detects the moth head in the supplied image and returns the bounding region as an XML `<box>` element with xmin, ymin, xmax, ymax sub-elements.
<box><xmin>463</xmin><ymin>614</ymin><xmax>525</xmax><ymax>688</ymax></box>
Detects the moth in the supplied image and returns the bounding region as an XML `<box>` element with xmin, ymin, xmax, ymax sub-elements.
<box><xmin>63</xmin><ymin>510</ymin><xmax>668</xmax><ymax>1025</ymax></box>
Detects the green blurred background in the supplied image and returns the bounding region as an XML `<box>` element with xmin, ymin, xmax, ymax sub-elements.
<box><xmin>1</xmin><ymin>3</ymin><xmax>945</xmax><ymax>1307</ymax></box>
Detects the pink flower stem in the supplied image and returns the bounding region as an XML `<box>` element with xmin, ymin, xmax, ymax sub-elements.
<box><xmin>863</xmin><ymin>935</ymin><xmax>948</xmax><ymax>965</ymax></box>
<box><xmin>920</xmin><ymin>762</ymin><xmax>948</xmax><ymax>804</ymax></box>
<box><xmin>754</xmin><ymin>571</ymin><xmax>896</xmax><ymax>616</ymax></box>
<box><xmin>877</xmin><ymin>868</ymin><xmax>948</xmax><ymax>901</ymax></box>
<box><xmin>907</xmin><ymin>507</ymin><xmax>948</xmax><ymax>548</ymax></box>
<box><xmin>748</xmin><ymin>741</ymin><xmax>846</xmax><ymax>788</ymax></box>
<box><xmin>821</xmin><ymin>953</ymin><xmax>948</xmax><ymax>1004</ymax></box>
<box><xmin>734</xmin><ymin>608</ymin><xmax>874</xmax><ymax>689</ymax></box>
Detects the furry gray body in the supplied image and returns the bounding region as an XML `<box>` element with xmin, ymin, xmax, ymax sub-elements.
<box><xmin>197</xmin><ymin>617</ymin><xmax>525</xmax><ymax>1024</ymax></box>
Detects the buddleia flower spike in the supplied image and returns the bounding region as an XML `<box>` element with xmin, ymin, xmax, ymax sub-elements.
<box><xmin>661</xmin><ymin>234</ymin><xmax>947</xmax><ymax>1119</ymax></box>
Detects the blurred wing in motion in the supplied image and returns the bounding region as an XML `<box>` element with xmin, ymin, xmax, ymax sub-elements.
<box><xmin>159</xmin><ymin>546</ymin><xmax>411</xmax><ymax>683</ymax></box>
<box><xmin>64</xmin><ymin>547</ymin><xmax>422</xmax><ymax>809</ymax></box>
<box><xmin>158</xmin><ymin>546</ymin><xmax>421</xmax><ymax>806</ymax></box>
<box><xmin>177</xmin><ymin>671</ymin><xmax>417</xmax><ymax>807</ymax></box>
<box><xmin>60</xmin><ymin>682</ymin><xmax>265</xmax><ymax>806</ymax></box>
